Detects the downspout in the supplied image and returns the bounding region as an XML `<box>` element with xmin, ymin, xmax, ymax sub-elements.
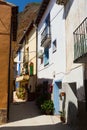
<box><xmin>35</xmin><ymin>25</ymin><xmax>38</xmax><ymax>86</ymax></box>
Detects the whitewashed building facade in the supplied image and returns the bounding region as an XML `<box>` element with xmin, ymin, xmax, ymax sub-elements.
<box><xmin>35</xmin><ymin>0</ymin><xmax>87</xmax><ymax>126</ymax></box>
<box><xmin>35</xmin><ymin>0</ymin><xmax>66</xmax><ymax>115</ymax></box>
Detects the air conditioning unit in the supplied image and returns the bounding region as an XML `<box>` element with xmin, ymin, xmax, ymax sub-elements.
<box><xmin>56</xmin><ymin>0</ymin><xmax>68</xmax><ymax>5</ymax></box>
<box><xmin>38</xmin><ymin>50</ymin><xmax>44</xmax><ymax>58</ymax></box>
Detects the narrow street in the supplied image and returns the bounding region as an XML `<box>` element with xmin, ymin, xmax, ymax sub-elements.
<box><xmin>0</xmin><ymin>101</ymin><xmax>75</xmax><ymax>130</ymax></box>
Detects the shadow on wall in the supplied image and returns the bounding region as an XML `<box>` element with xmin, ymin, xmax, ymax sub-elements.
<box><xmin>37</xmin><ymin>78</ymin><xmax>53</xmax><ymax>85</ymax></box>
<box><xmin>36</xmin><ymin>78</ymin><xmax>53</xmax><ymax>96</ymax></box>
<box><xmin>77</xmin><ymin>86</ymin><xmax>87</xmax><ymax>129</ymax></box>
<box><xmin>63</xmin><ymin>0</ymin><xmax>74</xmax><ymax>19</ymax></box>
<box><xmin>77</xmin><ymin>85</ymin><xmax>86</xmax><ymax>116</ymax></box>
<box><xmin>77</xmin><ymin>86</ymin><xmax>85</xmax><ymax>102</ymax></box>
<box><xmin>67</xmin><ymin>101</ymin><xmax>78</xmax><ymax>127</ymax></box>
<box><xmin>69</xmin><ymin>83</ymin><xmax>77</xmax><ymax>98</ymax></box>
<box><xmin>62</xmin><ymin>82</ymin><xmax>77</xmax><ymax>126</ymax></box>
<box><xmin>36</xmin><ymin>78</ymin><xmax>53</xmax><ymax>97</ymax></box>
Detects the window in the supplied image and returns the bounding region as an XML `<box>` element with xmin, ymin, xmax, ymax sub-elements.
<box><xmin>44</xmin><ymin>46</ymin><xmax>49</xmax><ymax>66</ymax></box>
<box><xmin>46</xmin><ymin>13</ymin><xmax>51</xmax><ymax>35</ymax></box>
<box><xmin>52</xmin><ymin>39</ymin><xmax>57</xmax><ymax>53</ymax></box>
<box><xmin>18</xmin><ymin>51</ymin><xmax>21</xmax><ymax>75</ymax></box>
<box><xmin>30</xmin><ymin>62</ymin><xmax>34</xmax><ymax>76</ymax></box>
<box><xmin>45</xmin><ymin>13</ymin><xmax>50</xmax><ymax>27</ymax></box>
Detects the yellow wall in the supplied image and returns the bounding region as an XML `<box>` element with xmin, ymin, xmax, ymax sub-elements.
<box><xmin>25</xmin><ymin>27</ymin><xmax>37</xmax><ymax>92</ymax></box>
<box><xmin>26</xmin><ymin>28</ymin><xmax>36</xmax><ymax>75</ymax></box>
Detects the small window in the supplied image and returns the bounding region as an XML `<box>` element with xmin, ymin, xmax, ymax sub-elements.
<box><xmin>44</xmin><ymin>46</ymin><xmax>49</xmax><ymax>66</ymax></box>
<box><xmin>52</xmin><ymin>40</ymin><xmax>57</xmax><ymax>53</ymax></box>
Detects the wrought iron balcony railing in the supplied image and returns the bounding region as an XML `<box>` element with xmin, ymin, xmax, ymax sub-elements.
<box><xmin>73</xmin><ymin>17</ymin><xmax>87</xmax><ymax>62</ymax></box>
<box><xmin>56</xmin><ymin>0</ymin><xmax>69</xmax><ymax>5</ymax></box>
<box><xmin>41</xmin><ymin>25</ymin><xmax>51</xmax><ymax>47</ymax></box>
<box><xmin>38</xmin><ymin>49</ymin><xmax>44</xmax><ymax>58</ymax></box>
<box><xmin>16</xmin><ymin>75</ymin><xmax>29</xmax><ymax>82</ymax></box>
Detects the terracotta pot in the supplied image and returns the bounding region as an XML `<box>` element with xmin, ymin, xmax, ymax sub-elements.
<box><xmin>60</xmin><ymin>116</ymin><xmax>65</xmax><ymax>123</ymax></box>
<box><xmin>61</xmin><ymin>92</ymin><xmax>65</xmax><ymax>96</ymax></box>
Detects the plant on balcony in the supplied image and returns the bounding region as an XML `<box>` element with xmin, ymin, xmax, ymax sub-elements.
<box><xmin>41</xmin><ymin>100</ymin><xmax>54</xmax><ymax>115</ymax></box>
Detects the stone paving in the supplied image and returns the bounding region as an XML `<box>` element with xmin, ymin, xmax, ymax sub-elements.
<box><xmin>0</xmin><ymin>101</ymin><xmax>76</xmax><ymax>130</ymax></box>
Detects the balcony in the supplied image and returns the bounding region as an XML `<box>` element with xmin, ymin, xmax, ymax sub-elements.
<box><xmin>74</xmin><ymin>17</ymin><xmax>87</xmax><ymax>63</ymax></box>
<box><xmin>38</xmin><ymin>50</ymin><xmax>44</xmax><ymax>58</ymax></box>
<box><xmin>56</xmin><ymin>0</ymin><xmax>68</xmax><ymax>5</ymax></box>
<box><xmin>41</xmin><ymin>26</ymin><xmax>51</xmax><ymax>47</ymax></box>
<box><xmin>16</xmin><ymin>75</ymin><xmax>29</xmax><ymax>82</ymax></box>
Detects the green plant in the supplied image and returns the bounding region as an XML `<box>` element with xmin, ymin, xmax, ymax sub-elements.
<box><xmin>16</xmin><ymin>86</ymin><xmax>27</xmax><ymax>100</ymax></box>
<box><xmin>41</xmin><ymin>100</ymin><xmax>54</xmax><ymax>115</ymax></box>
<box><xmin>36</xmin><ymin>95</ymin><xmax>45</xmax><ymax>108</ymax></box>
<box><xmin>59</xmin><ymin>110</ymin><xmax>66</xmax><ymax>123</ymax></box>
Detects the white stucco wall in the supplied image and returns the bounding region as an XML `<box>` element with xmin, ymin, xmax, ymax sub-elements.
<box><xmin>64</xmin><ymin>0</ymin><xmax>87</xmax><ymax>101</ymax></box>
<box><xmin>37</xmin><ymin>0</ymin><xmax>66</xmax><ymax>83</ymax></box>
<box><xmin>65</xmin><ymin>0</ymin><xmax>87</xmax><ymax>72</ymax></box>
<box><xmin>61</xmin><ymin>0</ymin><xmax>87</xmax><ymax>124</ymax></box>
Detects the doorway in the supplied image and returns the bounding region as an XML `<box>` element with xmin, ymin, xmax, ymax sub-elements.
<box><xmin>53</xmin><ymin>81</ymin><xmax>61</xmax><ymax>114</ymax></box>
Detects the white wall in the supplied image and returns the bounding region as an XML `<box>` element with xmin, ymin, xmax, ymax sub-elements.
<box><xmin>37</xmin><ymin>0</ymin><xmax>66</xmax><ymax>83</ymax></box>
<box><xmin>61</xmin><ymin>0</ymin><xmax>87</xmax><ymax>124</ymax></box>
<box><xmin>64</xmin><ymin>0</ymin><xmax>87</xmax><ymax>101</ymax></box>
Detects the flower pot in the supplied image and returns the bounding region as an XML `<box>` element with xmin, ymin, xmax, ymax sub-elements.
<box><xmin>60</xmin><ymin>116</ymin><xmax>65</xmax><ymax>123</ymax></box>
<box><xmin>61</xmin><ymin>92</ymin><xmax>65</xmax><ymax>96</ymax></box>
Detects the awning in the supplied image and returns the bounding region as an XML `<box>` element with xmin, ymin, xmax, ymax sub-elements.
<box><xmin>16</xmin><ymin>75</ymin><xmax>29</xmax><ymax>82</ymax></box>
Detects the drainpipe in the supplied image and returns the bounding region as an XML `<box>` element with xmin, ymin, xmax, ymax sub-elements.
<box><xmin>35</xmin><ymin>24</ymin><xmax>38</xmax><ymax>87</ymax></box>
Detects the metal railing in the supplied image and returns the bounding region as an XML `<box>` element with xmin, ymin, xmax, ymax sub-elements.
<box><xmin>56</xmin><ymin>0</ymin><xmax>69</xmax><ymax>5</ymax></box>
<box><xmin>41</xmin><ymin>25</ymin><xmax>51</xmax><ymax>46</ymax></box>
<box><xmin>73</xmin><ymin>17</ymin><xmax>87</xmax><ymax>61</ymax></box>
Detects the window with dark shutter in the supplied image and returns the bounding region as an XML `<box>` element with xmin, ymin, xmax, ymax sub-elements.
<box><xmin>44</xmin><ymin>47</ymin><xmax>49</xmax><ymax>66</ymax></box>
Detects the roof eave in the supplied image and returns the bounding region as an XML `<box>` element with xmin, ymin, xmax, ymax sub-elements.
<box><xmin>35</xmin><ymin>0</ymin><xmax>50</xmax><ymax>26</ymax></box>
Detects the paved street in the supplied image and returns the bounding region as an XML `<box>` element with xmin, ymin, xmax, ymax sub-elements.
<box><xmin>0</xmin><ymin>101</ymin><xmax>75</xmax><ymax>130</ymax></box>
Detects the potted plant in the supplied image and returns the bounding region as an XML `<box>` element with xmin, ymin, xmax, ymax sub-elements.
<box><xmin>61</xmin><ymin>92</ymin><xmax>65</xmax><ymax>96</ymax></box>
<box><xmin>41</xmin><ymin>100</ymin><xmax>54</xmax><ymax>115</ymax></box>
<box><xmin>59</xmin><ymin>110</ymin><xmax>66</xmax><ymax>123</ymax></box>
<box><xmin>59</xmin><ymin>92</ymin><xmax>66</xmax><ymax>100</ymax></box>
<box><xmin>16</xmin><ymin>86</ymin><xmax>27</xmax><ymax>100</ymax></box>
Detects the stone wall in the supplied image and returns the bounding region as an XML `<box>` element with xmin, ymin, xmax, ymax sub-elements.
<box><xmin>0</xmin><ymin>109</ymin><xmax>7</xmax><ymax>124</ymax></box>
